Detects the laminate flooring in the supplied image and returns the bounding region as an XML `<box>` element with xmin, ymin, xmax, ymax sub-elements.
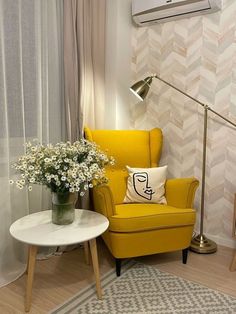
<box><xmin>0</xmin><ymin>240</ymin><xmax>235</xmax><ymax>314</ymax></box>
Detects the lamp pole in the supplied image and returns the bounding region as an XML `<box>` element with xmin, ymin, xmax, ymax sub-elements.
<box><xmin>153</xmin><ymin>74</ymin><xmax>236</xmax><ymax>253</ymax></box>
<box><xmin>190</xmin><ymin>105</ymin><xmax>218</xmax><ymax>253</ymax></box>
<box><xmin>201</xmin><ymin>106</ymin><xmax>208</xmax><ymax>237</ymax></box>
<box><xmin>131</xmin><ymin>74</ymin><xmax>236</xmax><ymax>253</ymax></box>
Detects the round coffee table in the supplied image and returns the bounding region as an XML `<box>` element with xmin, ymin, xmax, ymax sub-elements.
<box><xmin>10</xmin><ymin>209</ymin><xmax>109</xmax><ymax>312</ymax></box>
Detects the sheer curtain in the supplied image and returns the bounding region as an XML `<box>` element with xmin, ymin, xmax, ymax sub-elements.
<box><xmin>0</xmin><ymin>0</ymin><xmax>64</xmax><ymax>287</ymax></box>
<box><xmin>64</xmin><ymin>0</ymin><xmax>106</xmax><ymax>141</ymax></box>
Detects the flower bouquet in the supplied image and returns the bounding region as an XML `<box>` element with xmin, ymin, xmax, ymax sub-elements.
<box><xmin>10</xmin><ymin>139</ymin><xmax>114</xmax><ymax>224</ymax></box>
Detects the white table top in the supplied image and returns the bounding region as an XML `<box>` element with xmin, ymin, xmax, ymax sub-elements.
<box><xmin>9</xmin><ymin>209</ymin><xmax>109</xmax><ymax>247</ymax></box>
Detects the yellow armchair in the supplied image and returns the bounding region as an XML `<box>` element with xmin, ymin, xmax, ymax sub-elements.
<box><xmin>84</xmin><ymin>127</ymin><xmax>199</xmax><ymax>276</ymax></box>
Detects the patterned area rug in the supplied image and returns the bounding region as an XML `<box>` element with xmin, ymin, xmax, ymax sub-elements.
<box><xmin>50</xmin><ymin>260</ymin><xmax>236</xmax><ymax>314</ymax></box>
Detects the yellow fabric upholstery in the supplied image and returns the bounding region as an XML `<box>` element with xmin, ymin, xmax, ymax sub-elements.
<box><xmin>165</xmin><ymin>177</ymin><xmax>199</xmax><ymax>208</ymax></box>
<box><xmin>106</xmin><ymin>169</ymin><xmax>128</xmax><ymax>204</ymax></box>
<box><xmin>84</xmin><ymin>128</ymin><xmax>163</xmax><ymax>169</ymax></box>
<box><xmin>84</xmin><ymin>127</ymin><xmax>199</xmax><ymax>260</ymax></box>
<box><xmin>110</xmin><ymin>204</ymin><xmax>196</xmax><ymax>233</ymax></box>
<box><xmin>108</xmin><ymin>226</ymin><xmax>195</xmax><ymax>258</ymax></box>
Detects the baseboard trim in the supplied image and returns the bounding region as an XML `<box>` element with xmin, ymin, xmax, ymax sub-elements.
<box><xmin>203</xmin><ymin>233</ymin><xmax>236</xmax><ymax>249</ymax></box>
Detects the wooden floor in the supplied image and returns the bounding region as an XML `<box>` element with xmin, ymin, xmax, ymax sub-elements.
<box><xmin>0</xmin><ymin>240</ymin><xmax>236</xmax><ymax>314</ymax></box>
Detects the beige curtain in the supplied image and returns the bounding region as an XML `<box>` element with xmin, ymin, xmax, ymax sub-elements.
<box><xmin>64</xmin><ymin>0</ymin><xmax>106</xmax><ymax>142</ymax></box>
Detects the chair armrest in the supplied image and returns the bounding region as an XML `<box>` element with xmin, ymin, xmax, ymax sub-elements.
<box><xmin>165</xmin><ymin>177</ymin><xmax>199</xmax><ymax>209</ymax></box>
<box><xmin>92</xmin><ymin>185</ymin><xmax>116</xmax><ymax>218</ymax></box>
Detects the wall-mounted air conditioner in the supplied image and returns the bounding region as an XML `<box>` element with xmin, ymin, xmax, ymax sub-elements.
<box><xmin>132</xmin><ymin>0</ymin><xmax>222</xmax><ymax>26</ymax></box>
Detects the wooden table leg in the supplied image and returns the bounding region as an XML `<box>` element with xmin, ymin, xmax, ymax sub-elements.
<box><xmin>89</xmin><ymin>238</ymin><xmax>102</xmax><ymax>299</ymax></box>
<box><xmin>25</xmin><ymin>249</ymin><xmax>30</xmax><ymax>275</ymax></box>
<box><xmin>84</xmin><ymin>241</ymin><xmax>90</xmax><ymax>265</ymax></box>
<box><xmin>230</xmin><ymin>251</ymin><xmax>236</xmax><ymax>271</ymax></box>
<box><xmin>25</xmin><ymin>245</ymin><xmax>37</xmax><ymax>312</ymax></box>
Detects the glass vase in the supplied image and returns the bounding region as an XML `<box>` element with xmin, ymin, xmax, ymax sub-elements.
<box><xmin>52</xmin><ymin>192</ymin><xmax>77</xmax><ymax>225</ymax></box>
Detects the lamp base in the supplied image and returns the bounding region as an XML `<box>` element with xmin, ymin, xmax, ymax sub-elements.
<box><xmin>190</xmin><ymin>234</ymin><xmax>217</xmax><ymax>254</ymax></box>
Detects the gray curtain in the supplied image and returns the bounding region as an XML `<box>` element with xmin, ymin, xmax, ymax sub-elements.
<box><xmin>64</xmin><ymin>0</ymin><xmax>106</xmax><ymax>142</ymax></box>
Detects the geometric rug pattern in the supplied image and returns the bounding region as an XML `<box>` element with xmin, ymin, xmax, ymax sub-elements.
<box><xmin>50</xmin><ymin>261</ymin><xmax>236</xmax><ymax>314</ymax></box>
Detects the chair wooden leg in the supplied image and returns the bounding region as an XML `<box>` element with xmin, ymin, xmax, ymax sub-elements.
<box><xmin>84</xmin><ymin>241</ymin><xmax>90</xmax><ymax>265</ymax></box>
<box><xmin>182</xmin><ymin>248</ymin><xmax>188</xmax><ymax>264</ymax></box>
<box><xmin>116</xmin><ymin>258</ymin><xmax>122</xmax><ymax>277</ymax></box>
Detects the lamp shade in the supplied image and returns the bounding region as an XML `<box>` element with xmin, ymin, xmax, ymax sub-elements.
<box><xmin>130</xmin><ymin>76</ymin><xmax>153</xmax><ymax>101</ymax></box>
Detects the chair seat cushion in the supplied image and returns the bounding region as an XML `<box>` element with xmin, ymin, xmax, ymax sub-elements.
<box><xmin>109</xmin><ymin>203</ymin><xmax>196</xmax><ymax>233</ymax></box>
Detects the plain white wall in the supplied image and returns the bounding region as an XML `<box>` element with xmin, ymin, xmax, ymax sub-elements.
<box><xmin>105</xmin><ymin>0</ymin><xmax>132</xmax><ymax>129</ymax></box>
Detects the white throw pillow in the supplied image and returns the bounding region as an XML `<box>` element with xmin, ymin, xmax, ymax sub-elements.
<box><xmin>123</xmin><ymin>165</ymin><xmax>167</xmax><ymax>204</ymax></box>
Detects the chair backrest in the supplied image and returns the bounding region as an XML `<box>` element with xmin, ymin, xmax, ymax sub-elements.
<box><xmin>84</xmin><ymin>127</ymin><xmax>163</xmax><ymax>204</ymax></box>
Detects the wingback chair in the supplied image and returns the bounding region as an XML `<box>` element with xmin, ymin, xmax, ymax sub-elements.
<box><xmin>84</xmin><ymin>127</ymin><xmax>199</xmax><ymax>276</ymax></box>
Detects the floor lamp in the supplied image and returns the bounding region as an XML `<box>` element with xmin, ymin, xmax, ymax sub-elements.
<box><xmin>130</xmin><ymin>74</ymin><xmax>236</xmax><ymax>254</ymax></box>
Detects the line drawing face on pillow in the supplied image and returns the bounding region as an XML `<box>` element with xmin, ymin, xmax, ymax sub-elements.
<box><xmin>133</xmin><ymin>172</ymin><xmax>155</xmax><ymax>201</ymax></box>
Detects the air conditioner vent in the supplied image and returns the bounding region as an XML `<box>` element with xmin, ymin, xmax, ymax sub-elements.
<box><xmin>132</xmin><ymin>0</ymin><xmax>222</xmax><ymax>26</ymax></box>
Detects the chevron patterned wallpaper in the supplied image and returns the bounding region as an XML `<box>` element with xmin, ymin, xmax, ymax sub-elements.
<box><xmin>131</xmin><ymin>0</ymin><xmax>236</xmax><ymax>247</ymax></box>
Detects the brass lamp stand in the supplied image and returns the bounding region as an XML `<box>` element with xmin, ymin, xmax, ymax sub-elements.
<box><xmin>130</xmin><ymin>74</ymin><xmax>236</xmax><ymax>254</ymax></box>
